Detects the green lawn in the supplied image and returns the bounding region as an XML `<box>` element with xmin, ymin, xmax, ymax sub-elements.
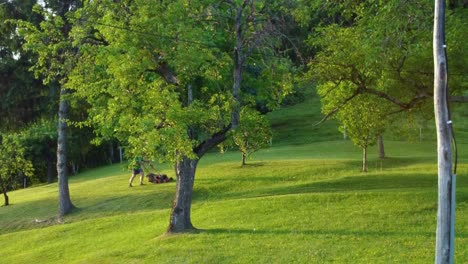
<box><xmin>1</xmin><ymin>92</ymin><xmax>467</xmax><ymax>263</ymax></box>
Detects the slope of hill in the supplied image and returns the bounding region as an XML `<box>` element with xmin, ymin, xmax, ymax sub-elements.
<box><xmin>1</xmin><ymin>90</ymin><xmax>467</xmax><ymax>263</ymax></box>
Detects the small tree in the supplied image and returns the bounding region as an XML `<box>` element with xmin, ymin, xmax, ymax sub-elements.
<box><xmin>232</xmin><ymin>107</ymin><xmax>272</xmax><ymax>166</ymax></box>
<box><xmin>0</xmin><ymin>133</ymin><xmax>34</xmax><ymax>206</ymax></box>
<box><xmin>334</xmin><ymin>94</ymin><xmax>388</xmax><ymax>172</ymax></box>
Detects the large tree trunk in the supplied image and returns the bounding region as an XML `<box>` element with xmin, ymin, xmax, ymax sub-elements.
<box><xmin>165</xmin><ymin>2</ymin><xmax>250</xmax><ymax>234</ymax></box>
<box><xmin>57</xmin><ymin>88</ymin><xmax>75</xmax><ymax>217</ymax></box>
<box><xmin>378</xmin><ymin>135</ymin><xmax>385</xmax><ymax>159</ymax></box>
<box><xmin>242</xmin><ymin>153</ymin><xmax>246</xmax><ymax>166</ymax></box>
<box><xmin>434</xmin><ymin>0</ymin><xmax>455</xmax><ymax>263</ymax></box>
<box><xmin>362</xmin><ymin>146</ymin><xmax>368</xmax><ymax>173</ymax></box>
<box><xmin>167</xmin><ymin>156</ymin><xmax>198</xmax><ymax>233</ymax></box>
<box><xmin>2</xmin><ymin>183</ymin><xmax>9</xmax><ymax>206</ymax></box>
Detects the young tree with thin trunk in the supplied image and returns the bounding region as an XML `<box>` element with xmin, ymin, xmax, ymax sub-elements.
<box><xmin>231</xmin><ymin>107</ymin><xmax>272</xmax><ymax>166</ymax></box>
<box><xmin>0</xmin><ymin>133</ymin><xmax>34</xmax><ymax>206</ymax></box>
<box><xmin>333</xmin><ymin>94</ymin><xmax>388</xmax><ymax>172</ymax></box>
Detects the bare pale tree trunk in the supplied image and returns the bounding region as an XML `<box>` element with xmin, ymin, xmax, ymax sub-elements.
<box><xmin>434</xmin><ymin>0</ymin><xmax>455</xmax><ymax>263</ymax></box>
<box><xmin>57</xmin><ymin>88</ymin><xmax>75</xmax><ymax>217</ymax></box>
<box><xmin>378</xmin><ymin>135</ymin><xmax>385</xmax><ymax>159</ymax></box>
<box><xmin>167</xmin><ymin>157</ymin><xmax>198</xmax><ymax>233</ymax></box>
<box><xmin>242</xmin><ymin>153</ymin><xmax>246</xmax><ymax>166</ymax></box>
<box><xmin>362</xmin><ymin>146</ymin><xmax>368</xmax><ymax>173</ymax></box>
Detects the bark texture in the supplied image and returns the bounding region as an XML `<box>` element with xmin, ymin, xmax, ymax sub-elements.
<box><xmin>378</xmin><ymin>135</ymin><xmax>385</xmax><ymax>159</ymax></box>
<box><xmin>2</xmin><ymin>183</ymin><xmax>9</xmax><ymax>206</ymax></box>
<box><xmin>434</xmin><ymin>0</ymin><xmax>454</xmax><ymax>263</ymax></box>
<box><xmin>57</xmin><ymin>88</ymin><xmax>75</xmax><ymax>217</ymax></box>
<box><xmin>231</xmin><ymin>3</ymin><xmax>245</xmax><ymax>129</ymax></box>
<box><xmin>167</xmin><ymin>157</ymin><xmax>198</xmax><ymax>233</ymax></box>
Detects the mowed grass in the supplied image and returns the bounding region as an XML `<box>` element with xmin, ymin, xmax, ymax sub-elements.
<box><xmin>1</xmin><ymin>92</ymin><xmax>468</xmax><ymax>263</ymax></box>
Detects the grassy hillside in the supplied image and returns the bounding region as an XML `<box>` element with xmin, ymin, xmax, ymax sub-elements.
<box><xmin>267</xmin><ymin>89</ymin><xmax>341</xmax><ymax>145</ymax></box>
<box><xmin>1</xmin><ymin>91</ymin><xmax>467</xmax><ymax>263</ymax></box>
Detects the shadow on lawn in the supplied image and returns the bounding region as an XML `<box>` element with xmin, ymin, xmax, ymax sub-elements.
<box><xmin>193</xmin><ymin>155</ymin><xmax>468</xmax><ymax>203</ymax></box>
<box><xmin>193</xmin><ymin>172</ymin><xmax>442</xmax><ymax>203</ymax></box>
<box><xmin>346</xmin><ymin>157</ymin><xmax>437</xmax><ymax>170</ymax></box>
<box><xmin>0</xmin><ymin>197</ymin><xmax>58</xmax><ymax>235</ymax></box>
<box><xmin>0</xmin><ymin>188</ymin><xmax>175</xmax><ymax>235</ymax></box>
<box><xmin>69</xmin><ymin>188</ymin><xmax>174</xmax><ymax>219</ymax></box>
<box><xmin>199</xmin><ymin>227</ymin><xmax>468</xmax><ymax>239</ymax></box>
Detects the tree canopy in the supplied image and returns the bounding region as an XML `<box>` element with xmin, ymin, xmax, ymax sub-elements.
<box><xmin>64</xmin><ymin>0</ymin><xmax>294</xmax><ymax>232</ymax></box>
<box><xmin>307</xmin><ymin>0</ymin><xmax>468</xmax><ymax>167</ymax></box>
<box><xmin>67</xmin><ymin>0</ymin><xmax>292</xmax><ymax>161</ymax></box>
<box><xmin>0</xmin><ymin>132</ymin><xmax>34</xmax><ymax>206</ymax></box>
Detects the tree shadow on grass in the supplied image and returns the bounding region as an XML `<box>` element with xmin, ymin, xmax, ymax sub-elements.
<box><xmin>68</xmin><ymin>163</ymin><xmax>127</xmax><ymax>183</ymax></box>
<box><xmin>0</xmin><ymin>188</ymin><xmax>175</xmax><ymax>236</ymax></box>
<box><xmin>240</xmin><ymin>162</ymin><xmax>266</xmax><ymax>167</ymax></box>
<box><xmin>349</xmin><ymin>156</ymin><xmax>437</xmax><ymax>170</ymax></box>
<box><xmin>198</xmin><ymin>227</ymin><xmax>468</xmax><ymax>239</ymax></box>
<box><xmin>192</xmin><ymin>172</ymin><xmax>442</xmax><ymax>203</ymax></box>
<box><xmin>0</xmin><ymin>197</ymin><xmax>58</xmax><ymax>235</ymax></box>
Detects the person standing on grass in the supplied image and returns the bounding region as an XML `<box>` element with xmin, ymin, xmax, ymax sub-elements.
<box><xmin>129</xmin><ymin>156</ymin><xmax>146</xmax><ymax>187</ymax></box>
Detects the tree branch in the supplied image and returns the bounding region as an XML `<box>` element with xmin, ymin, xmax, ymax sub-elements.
<box><xmin>146</xmin><ymin>61</ymin><xmax>179</xmax><ymax>85</ymax></box>
<box><xmin>194</xmin><ymin>124</ymin><xmax>232</xmax><ymax>158</ymax></box>
<box><xmin>314</xmin><ymin>90</ymin><xmax>360</xmax><ymax>126</ymax></box>
<box><xmin>316</xmin><ymin>85</ymin><xmax>432</xmax><ymax>126</ymax></box>
<box><xmin>362</xmin><ymin>87</ymin><xmax>429</xmax><ymax>109</ymax></box>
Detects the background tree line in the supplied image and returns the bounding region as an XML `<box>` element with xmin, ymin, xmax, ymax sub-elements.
<box><xmin>0</xmin><ymin>0</ymin><xmax>119</xmax><ymax>208</ymax></box>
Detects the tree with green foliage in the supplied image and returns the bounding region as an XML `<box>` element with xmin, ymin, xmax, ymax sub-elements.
<box><xmin>310</xmin><ymin>14</ymin><xmax>431</xmax><ymax>122</ymax></box>
<box><xmin>309</xmin><ymin>0</ymin><xmax>468</xmax><ymax>113</ymax></box>
<box><xmin>69</xmin><ymin>0</ymin><xmax>292</xmax><ymax>233</ymax></box>
<box><xmin>335</xmin><ymin>94</ymin><xmax>389</xmax><ymax>172</ymax></box>
<box><xmin>21</xmin><ymin>118</ymin><xmax>58</xmax><ymax>183</ymax></box>
<box><xmin>2</xmin><ymin>1</ymin><xmax>111</xmax><ymax>185</ymax></box>
<box><xmin>17</xmin><ymin>0</ymin><xmax>82</xmax><ymax>217</ymax></box>
<box><xmin>308</xmin><ymin>1</ymin><xmax>468</xmax><ymax>170</ymax></box>
<box><xmin>312</xmin><ymin>23</ymin><xmax>395</xmax><ymax>170</ymax></box>
<box><xmin>0</xmin><ymin>133</ymin><xmax>34</xmax><ymax>206</ymax></box>
<box><xmin>232</xmin><ymin>107</ymin><xmax>272</xmax><ymax>166</ymax></box>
